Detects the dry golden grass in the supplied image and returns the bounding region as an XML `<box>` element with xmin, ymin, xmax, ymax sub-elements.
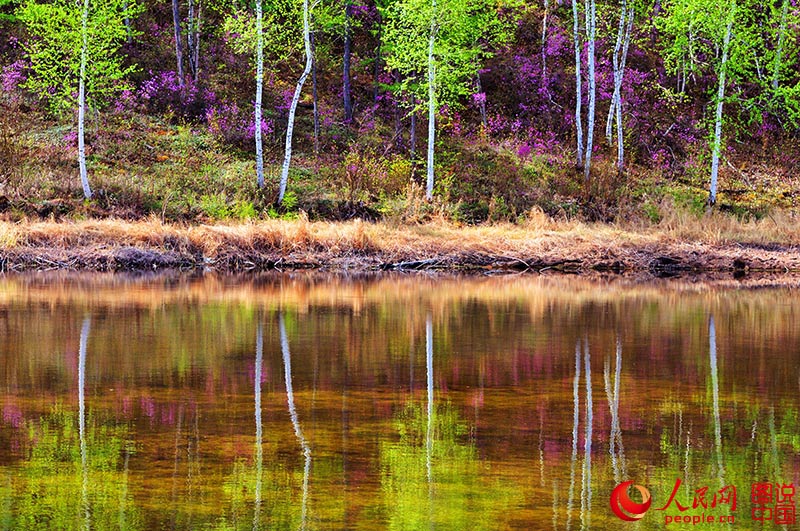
<box><xmin>0</xmin><ymin>208</ymin><xmax>799</xmax><ymax>273</ymax></box>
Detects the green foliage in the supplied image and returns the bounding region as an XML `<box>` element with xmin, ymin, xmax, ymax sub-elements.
<box><xmin>200</xmin><ymin>193</ymin><xmax>232</xmax><ymax>219</ymax></box>
<box><xmin>3</xmin><ymin>404</ymin><xmax>142</xmax><ymax>531</ymax></box>
<box><xmin>380</xmin><ymin>402</ymin><xmax>522</xmax><ymax>531</ymax></box>
<box><xmin>18</xmin><ymin>0</ymin><xmax>140</xmax><ymax>115</ymax></box>
<box><xmin>0</xmin><ymin>0</ymin><xmax>19</xmax><ymax>21</ymax></box>
<box><xmin>382</xmin><ymin>0</ymin><xmax>518</xmax><ymax>107</ymax></box>
<box><xmin>222</xmin><ymin>0</ymin><xmax>303</xmax><ymax>64</ymax></box>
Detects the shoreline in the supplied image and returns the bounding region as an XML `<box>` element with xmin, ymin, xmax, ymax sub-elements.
<box><xmin>1</xmin><ymin>218</ymin><xmax>800</xmax><ymax>278</ymax></box>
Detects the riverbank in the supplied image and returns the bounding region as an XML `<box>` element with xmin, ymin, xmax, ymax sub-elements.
<box><xmin>2</xmin><ymin>213</ymin><xmax>800</xmax><ymax>277</ymax></box>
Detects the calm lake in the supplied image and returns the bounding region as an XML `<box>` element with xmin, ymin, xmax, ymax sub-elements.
<box><xmin>1</xmin><ymin>273</ymin><xmax>799</xmax><ymax>530</ymax></box>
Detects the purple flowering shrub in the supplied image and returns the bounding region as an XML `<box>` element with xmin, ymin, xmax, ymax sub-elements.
<box><xmin>206</xmin><ymin>100</ymin><xmax>275</xmax><ymax>149</ymax></box>
<box><xmin>138</xmin><ymin>71</ymin><xmax>217</xmax><ymax>121</ymax></box>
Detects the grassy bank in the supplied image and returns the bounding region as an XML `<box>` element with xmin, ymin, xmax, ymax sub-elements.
<box><xmin>2</xmin><ymin>213</ymin><xmax>800</xmax><ymax>275</ymax></box>
<box><xmin>3</xmin><ymin>109</ymin><xmax>798</xmax><ymax>227</ymax></box>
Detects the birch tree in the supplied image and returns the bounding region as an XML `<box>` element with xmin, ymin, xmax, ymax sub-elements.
<box><xmin>172</xmin><ymin>0</ymin><xmax>184</xmax><ymax>85</ymax></box>
<box><xmin>709</xmin><ymin>11</ymin><xmax>733</xmax><ymax>206</ymax></box>
<box><xmin>571</xmin><ymin>0</ymin><xmax>597</xmax><ymax>179</ymax></box>
<box><xmin>277</xmin><ymin>0</ymin><xmax>313</xmax><ymax>202</ymax></box>
<box><xmin>770</xmin><ymin>0</ymin><xmax>790</xmax><ymax>91</ymax></box>
<box><xmin>572</xmin><ymin>0</ymin><xmax>583</xmax><ymax>167</ymax></box>
<box><xmin>20</xmin><ymin>0</ymin><xmax>138</xmax><ymax>199</ymax></box>
<box><xmin>186</xmin><ymin>0</ymin><xmax>202</xmax><ymax>83</ymax></box>
<box><xmin>658</xmin><ymin>0</ymin><xmax>749</xmax><ymax>206</ymax></box>
<box><xmin>383</xmin><ymin>0</ymin><xmax>515</xmax><ymax>200</ymax></box>
<box><xmin>255</xmin><ymin>0</ymin><xmax>265</xmax><ymax>187</ymax></box>
<box><xmin>224</xmin><ymin>0</ymin><xmax>306</xmax><ymax>191</ymax></box>
<box><xmin>605</xmin><ymin>0</ymin><xmax>634</xmax><ymax>171</ymax></box>
<box><xmin>583</xmin><ymin>0</ymin><xmax>596</xmax><ymax>182</ymax></box>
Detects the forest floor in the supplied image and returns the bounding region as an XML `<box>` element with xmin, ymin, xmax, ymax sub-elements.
<box><xmin>3</xmin><ymin>113</ymin><xmax>800</xmax><ymax>278</ymax></box>
<box><xmin>2</xmin><ymin>215</ymin><xmax>800</xmax><ymax>277</ymax></box>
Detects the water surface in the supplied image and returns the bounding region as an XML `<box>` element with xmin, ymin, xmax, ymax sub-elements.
<box><xmin>1</xmin><ymin>273</ymin><xmax>799</xmax><ymax>530</ymax></box>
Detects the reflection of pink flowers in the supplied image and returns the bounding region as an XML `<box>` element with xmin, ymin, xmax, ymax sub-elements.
<box><xmin>141</xmin><ymin>396</ymin><xmax>156</xmax><ymax>420</ymax></box>
<box><xmin>3</xmin><ymin>403</ymin><xmax>24</xmax><ymax>428</ymax></box>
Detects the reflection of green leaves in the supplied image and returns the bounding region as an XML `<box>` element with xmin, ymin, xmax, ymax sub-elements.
<box><xmin>381</xmin><ymin>402</ymin><xmax>520</xmax><ymax>531</ymax></box>
<box><xmin>652</xmin><ymin>398</ymin><xmax>800</xmax><ymax>530</ymax></box>
<box><xmin>218</xmin><ymin>452</ymin><xmax>311</xmax><ymax>530</ymax></box>
<box><xmin>4</xmin><ymin>404</ymin><xmax>141</xmax><ymax>531</ymax></box>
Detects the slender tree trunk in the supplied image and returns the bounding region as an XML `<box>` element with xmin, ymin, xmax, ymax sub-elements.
<box><xmin>426</xmin><ymin>313</ymin><xmax>434</xmax><ymax>484</ymax></box>
<box><xmin>426</xmin><ymin>0</ymin><xmax>436</xmax><ymax>201</ymax></box>
<box><xmin>583</xmin><ymin>0</ymin><xmax>596</xmax><ymax>182</ymax></box>
<box><xmin>475</xmin><ymin>73</ymin><xmax>487</xmax><ymax>129</ymax></box>
<box><xmin>188</xmin><ymin>0</ymin><xmax>195</xmax><ymax>77</ymax></box>
<box><xmin>650</xmin><ymin>0</ymin><xmax>660</xmax><ymax>48</ymax></box>
<box><xmin>616</xmin><ymin>13</ymin><xmax>633</xmax><ymax>171</ymax></box>
<box><xmin>541</xmin><ymin>0</ymin><xmax>549</xmax><ymax>85</ymax></box>
<box><xmin>772</xmin><ymin>0</ymin><xmax>789</xmax><ymax>90</ymax></box>
<box><xmin>374</xmin><ymin>13</ymin><xmax>382</xmax><ymax>103</ymax></box>
<box><xmin>393</xmin><ymin>70</ymin><xmax>403</xmax><ymax>150</ymax></box>
<box><xmin>255</xmin><ymin>0</ymin><xmax>264</xmax><ymax>187</ymax></box>
<box><xmin>580</xmin><ymin>338</ymin><xmax>593</xmax><ymax>530</ymax></box>
<box><xmin>193</xmin><ymin>1</ymin><xmax>201</xmax><ymax>84</ymax></box>
<box><xmin>253</xmin><ymin>323</ymin><xmax>263</xmax><ymax>530</ymax></box>
<box><xmin>123</xmin><ymin>1</ymin><xmax>132</xmax><ymax>44</ymax></box>
<box><xmin>565</xmin><ymin>340</ymin><xmax>581</xmax><ymax>531</ymax></box>
<box><xmin>79</xmin><ymin>317</ymin><xmax>90</xmax><ymax>530</ymax></box>
<box><xmin>709</xmin><ymin>15</ymin><xmax>734</xmax><ymax>206</ymax></box>
<box><xmin>709</xmin><ymin>315</ymin><xmax>725</xmax><ymax>483</ymax></box>
<box><xmin>280</xmin><ymin>313</ymin><xmax>311</xmax><ymax>530</ymax></box>
<box><xmin>78</xmin><ymin>0</ymin><xmax>92</xmax><ymax>199</ymax></box>
<box><xmin>172</xmin><ymin>0</ymin><xmax>184</xmax><ymax>86</ymax></box>
<box><xmin>410</xmin><ymin>94</ymin><xmax>417</xmax><ymax>160</ymax></box>
<box><xmin>572</xmin><ymin>0</ymin><xmax>584</xmax><ymax>168</ymax></box>
<box><xmin>278</xmin><ymin>0</ymin><xmax>313</xmax><ymax>203</ymax></box>
<box><xmin>605</xmin><ymin>1</ymin><xmax>626</xmax><ymax>145</ymax></box>
<box><xmin>343</xmin><ymin>0</ymin><xmax>353</xmax><ymax>122</ymax></box>
<box><xmin>311</xmin><ymin>27</ymin><xmax>320</xmax><ymax>156</ymax></box>
<box><xmin>607</xmin><ymin>3</ymin><xmax>632</xmax><ymax>171</ymax></box>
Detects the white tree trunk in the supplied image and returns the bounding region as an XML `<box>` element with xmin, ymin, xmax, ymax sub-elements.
<box><xmin>616</xmin><ymin>14</ymin><xmax>632</xmax><ymax>170</ymax></box>
<box><xmin>565</xmin><ymin>340</ymin><xmax>580</xmax><ymax>531</ymax></box>
<box><xmin>278</xmin><ymin>0</ymin><xmax>313</xmax><ymax>204</ymax></box>
<box><xmin>580</xmin><ymin>338</ymin><xmax>593</xmax><ymax>529</ymax></box>
<box><xmin>572</xmin><ymin>0</ymin><xmax>584</xmax><ymax>167</ymax></box>
<box><xmin>253</xmin><ymin>323</ymin><xmax>263</xmax><ymax>529</ymax></box>
<box><xmin>709</xmin><ymin>16</ymin><xmax>733</xmax><ymax>206</ymax></box>
<box><xmin>280</xmin><ymin>313</ymin><xmax>311</xmax><ymax>529</ymax></box>
<box><xmin>607</xmin><ymin>4</ymin><xmax>633</xmax><ymax>171</ymax></box>
<box><xmin>78</xmin><ymin>0</ymin><xmax>92</xmax><ymax>199</ymax></box>
<box><xmin>426</xmin><ymin>0</ymin><xmax>436</xmax><ymax>201</ymax></box>
<box><xmin>78</xmin><ymin>317</ymin><xmax>91</xmax><ymax>529</ymax></box>
<box><xmin>583</xmin><ymin>0</ymin><xmax>596</xmax><ymax>182</ymax></box>
<box><xmin>172</xmin><ymin>0</ymin><xmax>184</xmax><ymax>86</ymax></box>
<box><xmin>605</xmin><ymin>0</ymin><xmax>626</xmax><ymax>145</ymax></box>
<box><xmin>187</xmin><ymin>0</ymin><xmax>201</xmax><ymax>82</ymax></box>
<box><xmin>426</xmin><ymin>312</ymin><xmax>434</xmax><ymax>482</ymax></box>
<box><xmin>541</xmin><ymin>0</ymin><xmax>549</xmax><ymax>84</ymax></box>
<box><xmin>772</xmin><ymin>0</ymin><xmax>789</xmax><ymax>90</ymax></box>
<box><xmin>255</xmin><ymin>0</ymin><xmax>264</xmax><ymax>187</ymax></box>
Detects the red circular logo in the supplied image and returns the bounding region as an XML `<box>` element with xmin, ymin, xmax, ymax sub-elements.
<box><xmin>610</xmin><ymin>481</ymin><xmax>652</xmax><ymax>521</ymax></box>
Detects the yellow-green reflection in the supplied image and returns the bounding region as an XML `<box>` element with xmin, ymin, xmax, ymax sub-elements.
<box><xmin>1</xmin><ymin>319</ymin><xmax>140</xmax><ymax>531</ymax></box>
<box><xmin>0</xmin><ymin>274</ymin><xmax>798</xmax><ymax>529</ymax></box>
